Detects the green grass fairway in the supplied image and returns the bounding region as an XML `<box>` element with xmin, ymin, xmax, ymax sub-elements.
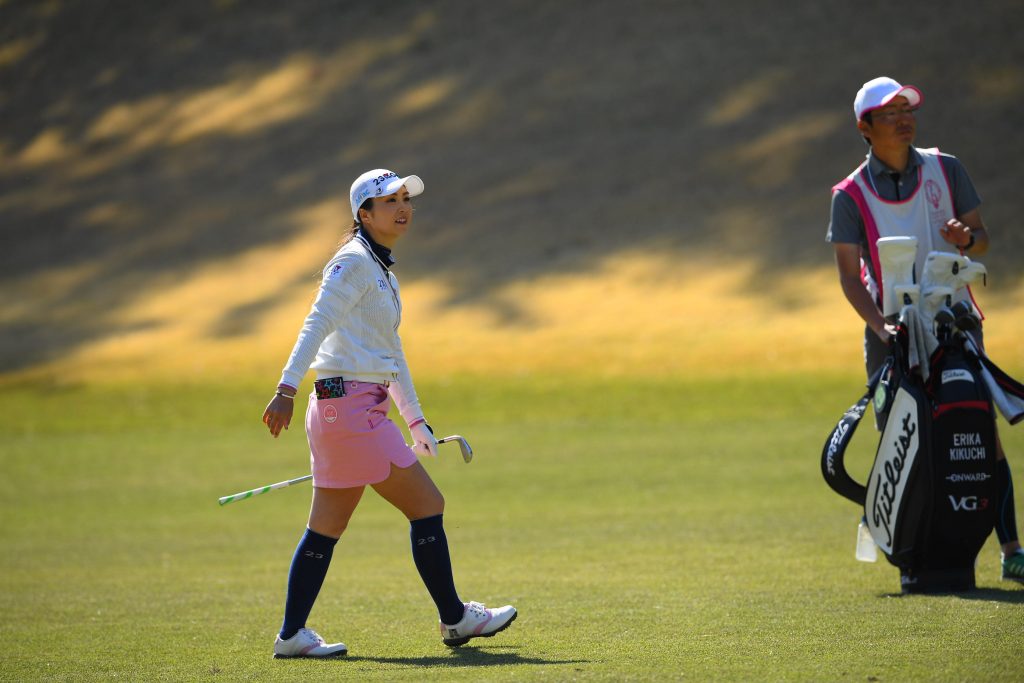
<box><xmin>3</xmin><ymin>375</ymin><xmax>1023</xmax><ymax>681</ymax></box>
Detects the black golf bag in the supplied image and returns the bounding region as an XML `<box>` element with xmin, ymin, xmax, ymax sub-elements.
<box><xmin>821</xmin><ymin>331</ymin><xmax>999</xmax><ymax>593</ymax></box>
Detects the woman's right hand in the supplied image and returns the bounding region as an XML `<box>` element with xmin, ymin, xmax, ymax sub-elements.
<box><xmin>263</xmin><ymin>393</ymin><xmax>295</xmax><ymax>438</ymax></box>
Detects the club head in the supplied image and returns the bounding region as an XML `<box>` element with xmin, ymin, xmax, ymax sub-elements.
<box><xmin>438</xmin><ymin>435</ymin><xmax>473</xmax><ymax>463</ymax></box>
<box><xmin>955</xmin><ymin>313</ymin><xmax>980</xmax><ymax>333</ymax></box>
<box><xmin>934</xmin><ymin>306</ymin><xmax>955</xmax><ymax>340</ymax></box>
<box><xmin>949</xmin><ymin>299</ymin><xmax>973</xmax><ymax>319</ymax></box>
<box><xmin>949</xmin><ymin>300</ymin><xmax>980</xmax><ymax>332</ymax></box>
<box><xmin>933</xmin><ymin>306</ymin><xmax>955</xmax><ymax>327</ymax></box>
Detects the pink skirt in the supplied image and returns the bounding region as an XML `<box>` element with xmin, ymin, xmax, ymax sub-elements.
<box><xmin>305</xmin><ymin>381</ymin><xmax>417</xmax><ymax>488</ymax></box>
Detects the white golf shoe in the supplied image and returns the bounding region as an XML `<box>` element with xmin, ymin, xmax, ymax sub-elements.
<box><xmin>273</xmin><ymin>627</ymin><xmax>348</xmax><ymax>658</ymax></box>
<box><xmin>439</xmin><ymin>601</ymin><xmax>517</xmax><ymax>647</ymax></box>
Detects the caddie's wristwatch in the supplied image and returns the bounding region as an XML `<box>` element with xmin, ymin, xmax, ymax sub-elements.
<box><xmin>962</xmin><ymin>231</ymin><xmax>975</xmax><ymax>252</ymax></box>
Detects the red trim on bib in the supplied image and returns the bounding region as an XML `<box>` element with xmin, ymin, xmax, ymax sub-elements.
<box><xmin>834</xmin><ymin>174</ymin><xmax>883</xmax><ymax>305</ymax></box>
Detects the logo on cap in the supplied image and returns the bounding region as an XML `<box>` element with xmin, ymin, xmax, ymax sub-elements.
<box><xmin>371</xmin><ymin>172</ymin><xmax>397</xmax><ymax>191</ymax></box>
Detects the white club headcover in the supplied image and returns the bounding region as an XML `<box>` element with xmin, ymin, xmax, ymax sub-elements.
<box><xmin>920</xmin><ymin>285</ymin><xmax>954</xmax><ymax>328</ymax></box>
<box><xmin>961</xmin><ymin>261</ymin><xmax>988</xmax><ymax>288</ymax></box>
<box><xmin>920</xmin><ymin>251</ymin><xmax>987</xmax><ymax>294</ymax></box>
<box><xmin>891</xmin><ymin>284</ymin><xmax>920</xmax><ymax>311</ymax></box>
<box><xmin>876</xmin><ymin>236</ymin><xmax>918</xmax><ymax>317</ymax></box>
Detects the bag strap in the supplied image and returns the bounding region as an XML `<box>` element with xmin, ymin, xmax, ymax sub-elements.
<box><xmin>821</xmin><ymin>361</ymin><xmax>887</xmax><ymax>505</ymax></box>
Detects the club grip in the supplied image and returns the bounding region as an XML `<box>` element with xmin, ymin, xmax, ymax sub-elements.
<box><xmin>217</xmin><ymin>474</ymin><xmax>313</xmax><ymax>506</ymax></box>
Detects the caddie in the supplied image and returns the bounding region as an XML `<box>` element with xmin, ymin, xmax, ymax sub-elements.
<box><xmin>826</xmin><ymin>76</ymin><xmax>1024</xmax><ymax>582</ymax></box>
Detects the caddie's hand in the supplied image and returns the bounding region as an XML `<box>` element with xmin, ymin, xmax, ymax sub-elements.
<box><xmin>263</xmin><ymin>393</ymin><xmax>294</xmax><ymax>438</ymax></box>
<box><xmin>874</xmin><ymin>322</ymin><xmax>899</xmax><ymax>343</ymax></box>
<box><xmin>410</xmin><ymin>421</ymin><xmax>438</xmax><ymax>457</ymax></box>
<box><xmin>939</xmin><ymin>219</ymin><xmax>972</xmax><ymax>249</ymax></box>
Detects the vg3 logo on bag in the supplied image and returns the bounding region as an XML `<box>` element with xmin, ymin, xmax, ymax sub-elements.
<box><xmin>948</xmin><ymin>495</ymin><xmax>989</xmax><ymax>512</ymax></box>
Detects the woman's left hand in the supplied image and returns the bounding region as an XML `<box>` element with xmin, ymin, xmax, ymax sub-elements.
<box><xmin>410</xmin><ymin>421</ymin><xmax>438</xmax><ymax>457</ymax></box>
<box><xmin>263</xmin><ymin>394</ymin><xmax>294</xmax><ymax>438</ymax></box>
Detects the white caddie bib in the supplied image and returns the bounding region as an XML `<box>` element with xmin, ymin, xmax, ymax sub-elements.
<box><xmin>847</xmin><ymin>148</ymin><xmax>975</xmax><ymax>308</ymax></box>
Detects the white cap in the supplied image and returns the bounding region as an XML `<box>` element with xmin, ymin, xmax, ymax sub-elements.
<box><xmin>349</xmin><ymin>169</ymin><xmax>424</xmax><ymax>219</ymax></box>
<box><xmin>854</xmin><ymin>77</ymin><xmax>923</xmax><ymax>120</ymax></box>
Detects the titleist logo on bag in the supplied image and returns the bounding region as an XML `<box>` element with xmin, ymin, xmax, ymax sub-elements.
<box><xmin>865</xmin><ymin>387</ymin><xmax>921</xmax><ymax>554</ymax></box>
<box><xmin>824</xmin><ymin>418</ymin><xmax>851</xmax><ymax>477</ymax></box>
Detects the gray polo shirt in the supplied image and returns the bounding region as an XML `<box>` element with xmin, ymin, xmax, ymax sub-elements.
<box><xmin>827</xmin><ymin>148</ymin><xmax>981</xmax><ymax>260</ymax></box>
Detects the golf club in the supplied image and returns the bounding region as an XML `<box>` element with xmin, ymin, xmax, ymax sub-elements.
<box><xmin>933</xmin><ymin>306</ymin><xmax>955</xmax><ymax>342</ymax></box>
<box><xmin>437</xmin><ymin>434</ymin><xmax>473</xmax><ymax>463</ymax></box>
<box><xmin>950</xmin><ymin>299</ymin><xmax>980</xmax><ymax>333</ymax></box>
<box><xmin>218</xmin><ymin>434</ymin><xmax>474</xmax><ymax>505</ymax></box>
<box><xmin>218</xmin><ymin>474</ymin><xmax>312</xmax><ymax>506</ymax></box>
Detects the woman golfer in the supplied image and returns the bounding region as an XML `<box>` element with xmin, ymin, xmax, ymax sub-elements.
<box><xmin>262</xmin><ymin>169</ymin><xmax>516</xmax><ymax>658</ymax></box>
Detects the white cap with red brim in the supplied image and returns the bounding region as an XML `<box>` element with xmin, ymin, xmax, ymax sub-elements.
<box><xmin>854</xmin><ymin>77</ymin><xmax>923</xmax><ymax>120</ymax></box>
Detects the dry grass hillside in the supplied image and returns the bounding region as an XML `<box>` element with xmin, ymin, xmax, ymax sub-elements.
<box><xmin>2</xmin><ymin>1</ymin><xmax>1022</xmax><ymax>383</ymax></box>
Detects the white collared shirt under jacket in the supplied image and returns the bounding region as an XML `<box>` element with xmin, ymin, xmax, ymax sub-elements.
<box><xmin>278</xmin><ymin>235</ymin><xmax>424</xmax><ymax>425</ymax></box>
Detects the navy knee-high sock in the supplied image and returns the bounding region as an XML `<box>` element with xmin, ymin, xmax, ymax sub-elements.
<box><xmin>996</xmin><ymin>459</ymin><xmax>1019</xmax><ymax>546</ymax></box>
<box><xmin>279</xmin><ymin>528</ymin><xmax>338</xmax><ymax>640</ymax></box>
<box><xmin>410</xmin><ymin>514</ymin><xmax>464</xmax><ymax>625</ymax></box>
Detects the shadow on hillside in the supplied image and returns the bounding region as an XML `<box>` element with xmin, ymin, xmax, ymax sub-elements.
<box><xmin>2</xmin><ymin>1</ymin><xmax>1022</xmax><ymax>372</ymax></box>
